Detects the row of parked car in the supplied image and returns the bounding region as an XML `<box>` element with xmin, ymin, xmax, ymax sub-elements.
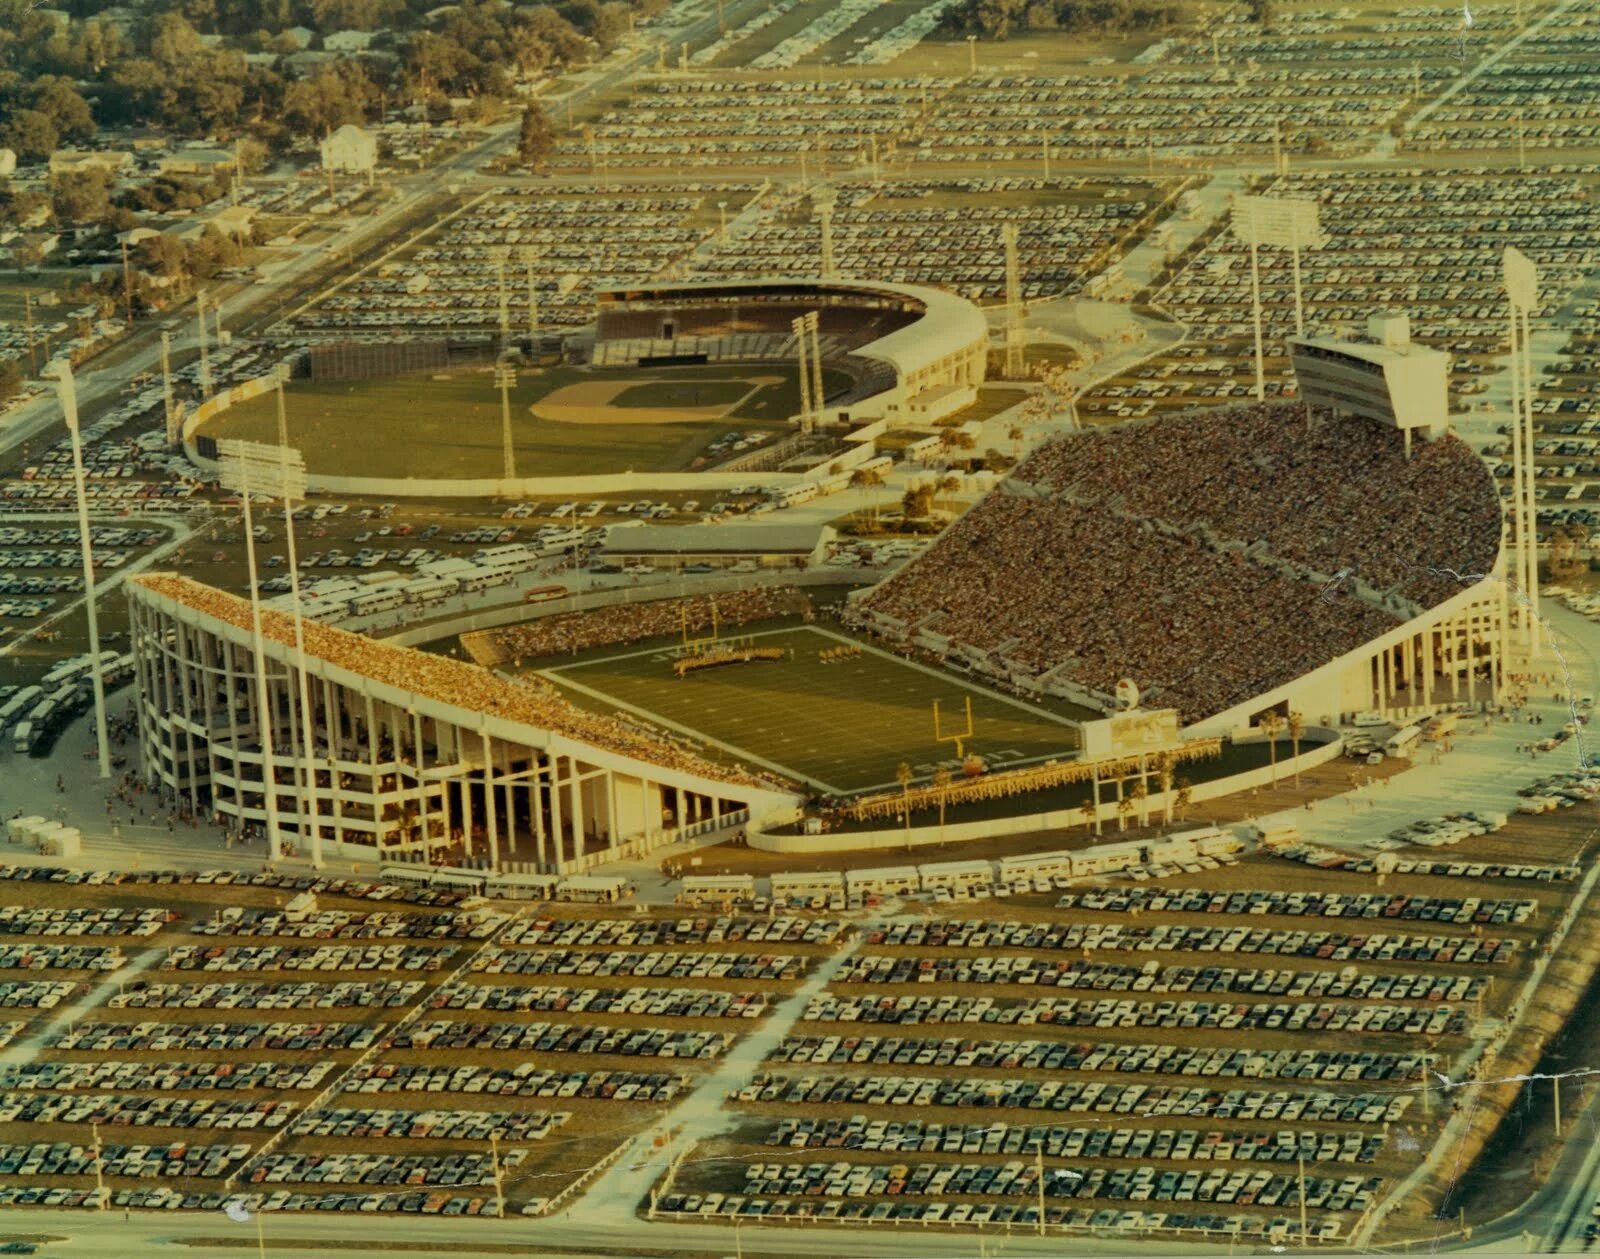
<box><xmin>1056</xmin><ymin>887</ymin><xmax>1539</xmax><ymax>925</ymax></box>
<box><xmin>391</xmin><ymin>1019</ymin><xmax>733</xmax><ymax>1061</ymax></box>
<box><xmin>470</xmin><ymin>947</ymin><xmax>806</xmax><ymax>982</ymax></box>
<box><xmin>0</xmin><ymin>1095</ymin><xmax>292</xmax><ymax>1130</ymax></box>
<box><xmin>0</xmin><ymin>943</ymin><xmax>122</xmax><ymax>972</ymax></box>
<box><xmin>192</xmin><ymin>909</ymin><xmax>501</xmax><ymax>941</ymax></box>
<box><xmin>161</xmin><ymin>943</ymin><xmax>457</xmax><ymax>974</ymax></box>
<box><xmin>49</xmin><ymin>1020</ymin><xmax>379</xmax><ymax>1055</ymax></box>
<box><xmin>0</xmin><ymin>905</ymin><xmax>175</xmax><ymax>937</ymax></box>
<box><xmin>502</xmin><ymin>914</ymin><xmax>845</xmax><ymax>947</ymax></box>
<box><xmin>429</xmin><ymin>983</ymin><xmax>771</xmax><ymax>1020</ymax></box>
<box><xmin>0</xmin><ymin>980</ymin><xmax>76</xmax><ymax>1010</ymax></box>
<box><xmin>736</xmin><ymin>1160</ymin><xmax>1382</xmax><ymax>1210</ymax></box>
<box><xmin>245</xmin><ymin>1150</ymin><xmax>519</xmax><ymax>1189</ymax></box>
<box><xmin>771</xmin><ymin>1032</ymin><xmax>1436</xmax><ymax>1084</ymax></box>
<box><xmin>834</xmin><ymin>955</ymin><xmax>1487</xmax><ymax>1001</ymax></box>
<box><xmin>0</xmin><ymin>1060</ymin><xmax>335</xmax><ymax>1093</ymax></box>
<box><xmin>765</xmin><ymin>1117</ymin><xmax>1385</xmax><ymax>1164</ymax></box>
<box><xmin>736</xmin><ymin>1072</ymin><xmax>1418</xmax><ymax>1118</ymax></box>
<box><xmin>0</xmin><ymin>1142</ymin><xmax>248</xmax><ymax>1180</ymax></box>
<box><xmin>109</xmin><ymin>979</ymin><xmax>425</xmax><ymax>1011</ymax></box>
<box><xmin>343</xmin><ymin>1064</ymin><xmax>687</xmax><ymax>1102</ymax></box>
<box><xmin>656</xmin><ymin>1193</ymin><xmax>1344</xmax><ymax>1241</ymax></box>
<box><xmin>0</xmin><ymin>865</ymin><xmax>478</xmax><ymax>909</ymax></box>
<box><xmin>304</xmin><ymin>1107</ymin><xmax>568</xmax><ymax>1144</ymax></box>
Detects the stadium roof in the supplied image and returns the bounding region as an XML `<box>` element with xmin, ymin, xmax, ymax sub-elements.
<box><xmin>596</xmin><ymin>278</ymin><xmax>988</xmax><ymax>386</ymax></box>
<box><xmin>600</xmin><ymin>523</ymin><xmax>833</xmax><ymax>556</ymax></box>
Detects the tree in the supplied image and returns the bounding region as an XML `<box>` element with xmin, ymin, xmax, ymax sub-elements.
<box><xmin>518</xmin><ymin>104</ymin><xmax>556</xmax><ymax>170</ymax></box>
<box><xmin>1131</xmin><ymin>779</ymin><xmax>1149</xmax><ymax>828</ymax></box>
<box><xmin>895</xmin><ymin>760</ymin><xmax>914</xmax><ymax>848</ymax></box>
<box><xmin>1</xmin><ymin>109</ymin><xmax>59</xmax><ymax>164</ymax></box>
<box><xmin>51</xmin><ymin>169</ymin><xmax>111</xmax><ymax>225</ymax></box>
<box><xmin>29</xmin><ymin>77</ymin><xmax>95</xmax><ymax>144</ymax></box>
<box><xmin>1080</xmin><ymin>796</ymin><xmax>1097</xmax><ymax>835</ymax></box>
<box><xmin>1287</xmin><ymin>710</ymin><xmax>1305</xmax><ymax>787</ymax></box>
<box><xmin>1154</xmin><ymin>751</ymin><xmax>1176</xmax><ymax>824</ymax></box>
<box><xmin>1116</xmin><ymin>792</ymin><xmax>1135</xmax><ymax>833</ymax></box>
<box><xmin>1259</xmin><ymin>710</ymin><xmax>1285</xmax><ymax>786</ymax></box>
<box><xmin>933</xmin><ymin>765</ymin><xmax>952</xmax><ymax>838</ymax></box>
<box><xmin>1008</xmin><ymin>423</ymin><xmax>1024</xmax><ymax>458</ymax></box>
<box><xmin>1173</xmin><ymin>778</ymin><xmax>1193</xmax><ymax>822</ymax></box>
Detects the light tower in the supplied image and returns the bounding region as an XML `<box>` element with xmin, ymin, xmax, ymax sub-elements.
<box><xmin>1003</xmin><ymin>223</ymin><xmax>1025</xmax><ymax>379</ymax></box>
<box><xmin>1504</xmin><ymin>245</ymin><xmax>1541</xmax><ymax>652</ymax></box>
<box><xmin>196</xmin><ymin>291</ymin><xmax>212</xmax><ymax>396</ymax></box>
<box><xmin>493</xmin><ymin>249</ymin><xmax>510</xmax><ymax>344</ymax></box>
<box><xmin>495</xmin><ymin>360</ymin><xmax>518</xmax><ymax>484</ymax></box>
<box><xmin>807</xmin><ymin>311</ymin><xmax>824</xmax><ymax>423</ymax></box>
<box><xmin>45</xmin><ymin>361</ymin><xmax>111</xmax><ymax>780</ymax></box>
<box><xmin>269</xmin><ymin>371</ymin><xmax>320</xmax><ymax>867</ymax></box>
<box><xmin>814</xmin><ymin>191</ymin><xmax>837</xmax><ymax>281</ymax></box>
<box><xmin>217</xmin><ymin>439</ymin><xmax>291</xmax><ymax>863</ymax></box>
<box><xmin>160</xmin><ymin>331</ymin><xmax>177</xmax><ymax>446</ymax></box>
<box><xmin>791</xmin><ymin>314</ymin><xmax>814</xmax><ymax>432</ymax></box>
<box><xmin>1231</xmin><ymin>193</ymin><xmax>1323</xmax><ymax>401</ymax></box>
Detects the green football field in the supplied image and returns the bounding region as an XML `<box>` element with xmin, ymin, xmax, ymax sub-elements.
<box><xmin>202</xmin><ymin>362</ymin><xmax>849</xmax><ymax>480</ymax></box>
<box><xmin>539</xmin><ymin>625</ymin><xmax>1082</xmax><ymax>794</ymax></box>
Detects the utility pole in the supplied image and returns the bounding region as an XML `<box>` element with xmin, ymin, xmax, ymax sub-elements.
<box><xmin>1043</xmin><ymin>133</ymin><xmax>1051</xmax><ymax>180</ymax></box>
<box><xmin>92</xmin><ymin>1123</ymin><xmax>106</xmax><ymax>1209</ymax></box>
<box><xmin>1003</xmin><ymin>223</ymin><xmax>1025</xmax><ymax>378</ymax></box>
<box><xmin>1036</xmin><ymin>1144</ymin><xmax>1046</xmax><ymax>1236</ymax></box>
<box><xmin>966</xmin><ymin>35</ymin><xmax>977</xmax><ymax>76</ymax></box>
<box><xmin>160</xmin><ymin>332</ymin><xmax>176</xmax><ymax>445</ymax></box>
<box><xmin>120</xmin><ymin>236</ymin><xmax>134</xmax><ymax>325</ymax></box>
<box><xmin>523</xmin><ymin>247</ymin><xmax>539</xmax><ymax>343</ymax></box>
<box><xmin>491</xmin><ymin>1132</ymin><xmax>506</xmax><ymax>1219</ymax></box>
<box><xmin>1554</xmin><ymin>1075</ymin><xmax>1562</xmax><ymax>1136</ymax></box>
<box><xmin>1297</xmin><ymin>1154</ymin><xmax>1308</xmax><ymax>1247</ymax></box>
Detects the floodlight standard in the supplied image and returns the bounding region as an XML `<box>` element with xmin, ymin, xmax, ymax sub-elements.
<box><xmin>271</xmin><ymin>372</ymin><xmax>321</xmax><ymax>867</ymax></box>
<box><xmin>495</xmin><ymin>362</ymin><xmax>518</xmax><ymax>483</ymax></box>
<box><xmin>791</xmin><ymin>315</ymin><xmax>813</xmax><ymax>431</ymax></box>
<box><xmin>45</xmin><ymin>360</ymin><xmax>110</xmax><ymax>780</ymax></box>
<box><xmin>160</xmin><ymin>331</ymin><xmax>176</xmax><ymax>445</ymax></box>
<box><xmin>196</xmin><ymin>292</ymin><xmax>212</xmax><ymax>396</ymax></box>
<box><xmin>218</xmin><ymin>440</ymin><xmax>291</xmax><ymax>863</ymax></box>
<box><xmin>1504</xmin><ymin>245</ymin><xmax>1541</xmax><ymax>651</ymax></box>
<box><xmin>717</xmin><ymin>201</ymin><xmax>728</xmax><ymax>244</ymax></box>
<box><xmin>521</xmin><ymin>247</ymin><xmax>539</xmax><ymax>342</ymax></box>
<box><xmin>1231</xmin><ymin>194</ymin><xmax>1323</xmax><ymax>400</ymax></box>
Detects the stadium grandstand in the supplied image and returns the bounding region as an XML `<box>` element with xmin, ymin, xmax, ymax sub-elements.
<box><xmin>126</xmin><ymin>574</ymin><xmax>799</xmax><ymax>871</ymax></box>
<box><xmin>591</xmin><ymin>279</ymin><xmax>988</xmax><ymax>424</ymax></box>
<box><xmin>850</xmin><ymin>401</ymin><xmax>1506</xmax><ymax>731</ymax></box>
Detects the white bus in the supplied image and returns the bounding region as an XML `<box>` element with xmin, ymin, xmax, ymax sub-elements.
<box><xmin>769</xmin><ymin>871</ymin><xmax>845</xmax><ymax>901</ymax></box>
<box><xmin>679</xmin><ymin>874</ymin><xmax>756</xmax><ymax>905</ymax></box>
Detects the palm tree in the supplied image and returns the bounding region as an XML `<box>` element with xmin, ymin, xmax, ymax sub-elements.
<box><xmin>1173</xmin><ymin>778</ymin><xmax>1193</xmax><ymax>822</ymax></box>
<box><xmin>1131</xmin><ymin>779</ymin><xmax>1149</xmax><ymax>829</ymax></box>
<box><xmin>1259</xmin><ymin>711</ymin><xmax>1285</xmax><ymax>786</ymax></box>
<box><xmin>1008</xmin><ymin>424</ymin><xmax>1025</xmax><ymax>459</ymax></box>
<box><xmin>896</xmin><ymin>761</ymin><xmax>914</xmax><ymax>848</ymax></box>
<box><xmin>1116</xmin><ymin>793</ymin><xmax>1136</xmax><ymax>833</ymax></box>
<box><xmin>933</xmin><ymin>765</ymin><xmax>952</xmax><ymax>840</ymax></box>
<box><xmin>1080</xmin><ymin>796</ymin><xmax>1097</xmax><ymax>835</ymax></box>
<box><xmin>1287</xmin><ymin>710</ymin><xmax>1305</xmax><ymax>787</ymax></box>
<box><xmin>1155</xmin><ymin>752</ymin><xmax>1177</xmax><ymax>824</ymax></box>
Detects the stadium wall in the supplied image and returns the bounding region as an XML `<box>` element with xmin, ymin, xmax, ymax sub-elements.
<box><xmin>748</xmin><ymin>729</ymin><xmax>1346</xmax><ymax>854</ymax></box>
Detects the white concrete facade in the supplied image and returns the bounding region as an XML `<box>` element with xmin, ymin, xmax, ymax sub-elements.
<box><xmin>127</xmin><ymin>578</ymin><xmax>796</xmax><ymax>871</ymax></box>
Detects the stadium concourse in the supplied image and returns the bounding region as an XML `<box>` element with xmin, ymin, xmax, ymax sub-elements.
<box><xmin>853</xmin><ymin>401</ymin><xmax>1506</xmax><ymax>731</ymax></box>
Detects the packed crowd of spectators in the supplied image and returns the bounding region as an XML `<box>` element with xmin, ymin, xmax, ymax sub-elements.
<box><xmin>134</xmin><ymin>575</ymin><xmax>786</xmax><ymax>794</ymax></box>
<box><xmin>491</xmin><ymin>587</ymin><xmax>811</xmax><ymax>662</ymax></box>
<box><xmin>1019</xmin><ymin>403</ymin><xmax>1501</xmax><ymax>609</ymax></box>
<box><xmin>860</xmin><ymin>493</ymin><xmax>1400</xmax><ymax>724</ymax></box>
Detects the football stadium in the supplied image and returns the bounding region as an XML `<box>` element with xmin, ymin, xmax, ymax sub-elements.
<box><xmin>133</xmin><ymin>281</ymin><xmax>1509</xmax><ymax>868</ymax></box>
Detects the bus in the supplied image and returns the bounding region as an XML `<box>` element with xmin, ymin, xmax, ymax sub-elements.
<box><xmin>523</xmin><ymin>584</ymin><xmax>568</xmax><ymax>604</ymax></box>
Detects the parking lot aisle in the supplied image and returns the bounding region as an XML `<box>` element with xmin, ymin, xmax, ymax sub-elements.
<box><xmin>0</xmin><ymin>942</ymin><xmax>166</xmax><ymax>1067</ymax></box>
<box><xmin>568</xmin><ymin>910</ymin><xmax>876</xmax><ymax>1222</ymax></box>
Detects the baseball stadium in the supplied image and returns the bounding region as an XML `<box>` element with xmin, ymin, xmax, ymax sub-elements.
<box><xmin>133</xmin><ymin>281</ymin><xmax>1510</xmax><ymax>869</ymax></box>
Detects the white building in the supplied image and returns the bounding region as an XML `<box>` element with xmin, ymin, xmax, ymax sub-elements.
<box><xmin>319</xmin><ymin>124</ymin><xmax>377</xmax><ymax>174</ymax></box>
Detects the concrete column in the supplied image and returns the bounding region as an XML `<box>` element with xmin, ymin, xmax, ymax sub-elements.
<box><xmin>528</xmin><ymin>755</ymin><xmax>545</xmax><ymax>868</ymax></box>
<box><xmin>569</xmin><ymin>760</ymin><xmax>586</xmax><ymax>860</ymax></box>
<box><xmin>640</xmin><ymin>777</ymin><xmax>652</xmax><ymax>852</ymax></box>
<box><xmin>437</xmin><ymin>722</ymin><xmax>453</xmax><ymax>848</ymax></box>
<box><xmin>608</xmin><ymin>772</ymin><xmax>622</xmax><ymax>854</ymax></box>
<box><xmin>549</xmin><ymin>758</ymin><xmax>565</xmax><ymax>872</ymax></box>
<box><xmin>413</xmin><ymin>708</ymin><xmax>430</xmax><ymax>856</ymax></box>
<box><xmin>502</xmin><ymin>749</ymin><xmax>517</xmax><ymax>861</ymax></box>
<box><xmin>481</xmin><ymin>728</ymin><xmax>500</xmax><ymax>869</ymax></box>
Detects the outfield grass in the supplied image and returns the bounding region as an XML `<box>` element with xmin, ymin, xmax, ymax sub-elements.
<box><xmin>202</xmin><ymin>363</ymin><xmax>844</xmax><ymax>480</ymax></box>
<box><xmin>540</xmin><ymin>624</ymin><xmax>1081</xmax><ymax>794</ymax></box>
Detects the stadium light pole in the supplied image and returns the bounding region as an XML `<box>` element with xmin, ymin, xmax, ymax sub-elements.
<box><xmin>1232</xmin><ymin>195</ymin><xmax>1323</xmax><ymax>400</ymax></box>
<box><xmin>1505</xmin><ymin>246</ymin><xmax>1541</xmax><ymax>653</ymax></box>
<box><xmin>521</xmin><ymin>246</ymin><xmax>540</xmax><ymax>344</ymax></box>
<box><xmin>160</xmin><ymin>331</ymin><xmax>176</xmax><ymax>446</ymax></box>
<box><xmin>271</xmin><ymin>372</ymin><xmax>322</xmax><ymax>868</ymax></box>
<box><xmin>495</xmin><ymin>362</ymin><xmax>518</xmax><ymax>484</ymax></box>
<box><xmin>218</xmin><ymin>439</ymin><xmax>289</xmax><ymax>864</ymax></box>
<box><xmin>791</xmin><ymin>315</ymin><xmax>813</xmax><ymax>433</ymax></box>
<box><xmin>45</xmin><ymin>360</ymin><xmax>111</xmax><ymax>780</ymax></box>
<box><xmin>196</xmin><ymin>291</ymin><xmax>212</xmax><ymax>397</ymax></box>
